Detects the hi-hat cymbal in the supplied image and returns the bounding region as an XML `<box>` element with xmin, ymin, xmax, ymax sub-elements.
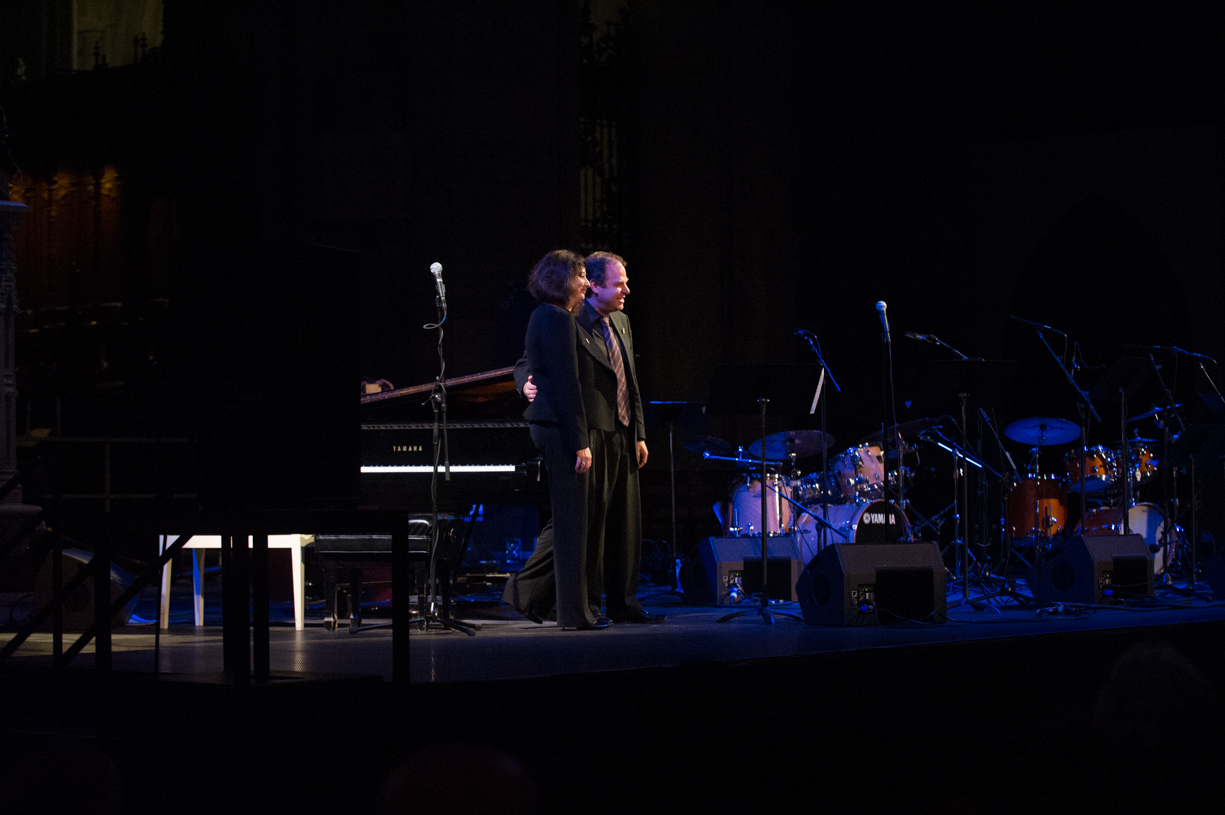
<box><xmin>749</xmin><ymin>429</ymin><xmax>835</xmax><ymax>459</ymax></box>
<box><xmin>1004</xmin><ymin>417</ymin><xmax>1080</xmax><ymax>446</ymax></box>
<box><xmin>683</xmin><ymin>435</ymin><xmax>734</xmax><ymax>457</ymax></box>
<box><xmin>859</xmin><ymin>417</ymin><xmax>946</xmax><ymax>446</ymax></box>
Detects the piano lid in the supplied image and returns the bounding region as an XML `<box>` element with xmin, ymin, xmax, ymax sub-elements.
<box><xmin>361</xmin><ymin>365</ymin><xmax>524</xmax><ymax>422</ymax></box>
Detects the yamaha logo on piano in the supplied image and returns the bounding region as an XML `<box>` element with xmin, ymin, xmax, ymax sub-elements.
<box><xmin>392</xmin><ymin>444</ymin><xmax>423</xmax><ymax>453</ymax></box>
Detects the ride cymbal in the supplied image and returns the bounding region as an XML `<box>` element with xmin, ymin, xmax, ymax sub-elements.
<box><xmin>749</xmin><ymin>429</ymin><xmax>835</xmax><ymax>459</ymax></box>
<box><xmin>1004</xmin><ymin>417</ymin><xmax>1079</xmax><ymax>446</ymax></box>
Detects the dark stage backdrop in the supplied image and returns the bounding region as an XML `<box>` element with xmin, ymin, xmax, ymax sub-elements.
<box><xmin>4</xmin><ymin>1</ymin><xmax>1223</xmax><ymax>541</ymax></box>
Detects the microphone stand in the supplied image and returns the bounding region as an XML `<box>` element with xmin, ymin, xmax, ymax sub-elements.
<box><xmin>797</xmin><ymin>330</ymin><xmax>840</xmax><ymax>552</ymax></box>
<box><xmin>878</xmin><ymin>308</ymin><xmax>904</xmax><ymax>524</ymax></box>
<box><xmin>418</xmin><ymin>267</ymin><xmax>478</xmax><ymax>636</ymax></box>
<box><xmin>1011</xmin><ymin>316</ymin><xmax>1098</xmax><ymax>535</ymax></box>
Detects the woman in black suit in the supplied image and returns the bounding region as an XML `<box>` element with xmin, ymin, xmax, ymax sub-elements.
<box><xmin>519</xmin><ymin>250</ymin><xmax>604</xmax><ymax>630</ymax></box>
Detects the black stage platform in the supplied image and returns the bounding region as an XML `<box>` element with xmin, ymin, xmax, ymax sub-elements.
<box><xmin>2</xmin><ymin>578</ymin><xmax>1224</xmax><ymax>814</ymax></box>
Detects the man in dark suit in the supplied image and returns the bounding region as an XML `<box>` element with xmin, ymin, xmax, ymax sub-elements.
<box><xmin>503</xmin><ymin>252</ymin><xmax>666</xmax><ymax>624</ymax></box>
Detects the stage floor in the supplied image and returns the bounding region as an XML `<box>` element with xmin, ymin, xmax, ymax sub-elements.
<box><xmin>4</xmin><ymin>576</ymin><xmax>1225</xmax><ymax>815</ymax></box>
<box><xmin>3</xmin><ymin>576</ymin><xmax>1224</xmax><ymax>684</ymax></box>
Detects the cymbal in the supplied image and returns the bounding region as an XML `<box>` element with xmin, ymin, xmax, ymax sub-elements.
<box><xmin>683</xmin><ymin>435</ymin><xmax>734</xmax><ymax>457</ymax></box>
<box><xmin>1004</xmin><ymin>417</ymin><xmax>1080</xmax><ymax>446</ymax></box>
<box><xmin>1127</xmin><ymin>403</ymin><xmax>1184</xmax><ymax>423</ymax></box>
<box><xmin>749</xmin><ymin>430</ymin><xmax>835</xmax><ymax>459</ymax></box>
<box><xmin>859</xmin><ymin>417</ymin><xmax>946</xmax><ymax>446</ymax></box>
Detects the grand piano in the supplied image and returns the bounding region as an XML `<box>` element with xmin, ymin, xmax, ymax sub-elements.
<box><xmin>358</xmin><ymin>366</ymin><xmax>545</xmax><ymax>513</ymax></box>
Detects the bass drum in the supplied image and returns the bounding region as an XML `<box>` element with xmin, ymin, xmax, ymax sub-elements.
<box><xmin>723</xmin><ymin>474</ymin><xmax>792</xmax><ymax>537</ymax></box>
<box><xmin>1078</xmin><ymin>503</ymin><xmax>1181</xmax><ymax>575</ymax></box>
<box><xmin>794</xmin><ymin>500</ymin><xmax>910</xmax><ymax>562</ymax></box>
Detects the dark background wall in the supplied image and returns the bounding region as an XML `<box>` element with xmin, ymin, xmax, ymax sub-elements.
<box><xmin>3</xmin><ymin>0</ymin><xmax>1223</xmax><ymax>548</ymax></box>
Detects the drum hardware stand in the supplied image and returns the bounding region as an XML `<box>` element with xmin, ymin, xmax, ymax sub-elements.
<box><xmin>1167</xmin><ymin>425</ymin><xmax>1225</xmax><ymax>597</ymax></box>
<box><xmin>716</xmin><ymin>397</ymin><xmax>804</xmax><ymax>624</ymax></box>
<box><xmin>797</xmin><ymin>329</ymin><xmax>841</xmax><ymax>551</ymax></box>
<box><xmin>978</xmin><ymin>408</ymin><xmax>1030</xmax><ymax>604</ymax></box>
<box><xmin>705</xmin><ymin>364</ymin><xmax>825</xmax><ymax>625</ymax></box>
<box><xmin>416</xmin><ymin>263</ymin><xmax>478</xmax><ymax>636</ymax></box>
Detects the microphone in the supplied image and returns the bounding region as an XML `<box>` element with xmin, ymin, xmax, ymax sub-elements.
<box><xmin>1008</xmin><ymin>314</ymin><xmax>1066</xmax><ymax>336</ymax></box>
<box><xmin>876</xmin><ymin>301</ymin><xmax>890</xmax><ymax>343</ymax></box>
<box><xmin>903</xmin><ymin>331</ymin><xmax>929</xmax><ymax>343</ymax></box>
<box><xmin>430</xmin><ymin>262</ymin><xmax>446</xmax><ymax>302</ymax></box>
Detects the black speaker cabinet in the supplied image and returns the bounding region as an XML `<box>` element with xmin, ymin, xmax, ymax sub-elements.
<box><xmin>685</xmin><ymin>536</ymin><xmax>802</xmax><ymax>604</ymax></box>
<box><xmin>1028</xmin><ymin>534</ymin><xmax>1153</xmax><ymax>605</ymax></box>
<box><xmin>1205</xmin><ymin>553</ymin><xmax>1225</xmax><ymax>600</ymax></box>
<box><xmin>795</xmin><ymin>542</ymin><xmax>945</xmax><ymax>626</ymax></box>
<box><xmin>34</xmin><ymin>548</ymin><xmax>138</xmax><ymax>630</ymax></box>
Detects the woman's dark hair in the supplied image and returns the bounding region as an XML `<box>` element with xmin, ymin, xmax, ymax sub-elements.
<box><xmin>528</xmin><ymin>249</ymin><xmax>586</xmax><ymax>306</ymax></box>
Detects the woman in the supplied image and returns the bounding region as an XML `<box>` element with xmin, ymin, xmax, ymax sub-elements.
<box><xmin>516</xmin><ymin>250</ymin><xmax>603</xmax><ymax>630</ymax></box>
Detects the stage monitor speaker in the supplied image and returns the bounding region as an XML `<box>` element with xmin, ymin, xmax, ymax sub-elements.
<box><xmin>1200</xmin><ymin>553</ymin><xmax>1225</xmax><ymax>599</ymax></box>
<box><xmin>34</xmin><ymin>549</ymin><xmax>138</xmax><ymax>630</ymax></box>
<box><xmin>684</xmin><ymin>536</ymin><xmax>802</xmax><ymax>604</ymax></box>
<box><xmin>795</xmin><ymin>542</ymin><xmax>945</xmax><ymax>626</ymax></box>
<box><xmin>1028</xmin><ymin>534</ymin><xmax>1153</xmax><ymax>605</ymax></box>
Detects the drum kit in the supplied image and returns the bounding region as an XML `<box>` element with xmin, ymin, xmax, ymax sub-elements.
<box><xmin>692</xmin><ymin>425</ymin><xmax>918</xmax><ymax>563</ymax></box>
<box><xmin>690</xmin><ymin>404</ymin><xmax>1187</xmax><ymax>588</ymax></box>
<box><xmin>1002</xmin><ymin>415</ymin><xmax>1180</xmax><ymax>574</ymax></box>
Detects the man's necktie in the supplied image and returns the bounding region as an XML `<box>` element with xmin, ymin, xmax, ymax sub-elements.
<box><xmin>600</xmin><ymin>315</ymin><xmax>632</xmax><ymax>427</ymax></box>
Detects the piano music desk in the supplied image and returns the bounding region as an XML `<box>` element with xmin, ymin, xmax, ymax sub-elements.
<box><xmin>158</xmin><ymin>535</ymin><xmax>313</xmax><ymax>631</ymax></box>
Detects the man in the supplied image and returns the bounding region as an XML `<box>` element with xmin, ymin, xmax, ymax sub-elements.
<box><xmin>503</xmin><ymin>252</ymin><xmax>666</xmax><ymax>624</ymax></box>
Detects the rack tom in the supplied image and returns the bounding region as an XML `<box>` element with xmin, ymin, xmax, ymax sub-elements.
<box><xmin>1065</xmin><ymin>445</ymin><xmax>1116</xmax><ymax>493</ymax></box>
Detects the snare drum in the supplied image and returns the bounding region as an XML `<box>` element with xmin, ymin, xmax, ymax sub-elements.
<box><xmin>1079</xmin><ymin>503</ymin><xmax>1180</xmax><ymax>574</ymax></box>
<box><xmin>831</xmin><ymin>444</ymin><xmax>885</xmax><ymax>502</ymax></box>
<box><xmin>724</xmin><ymin>474</ymin><xmax>792</xmax><ymax>536</ymax></box>
<box><xmin>794</xmin><ymin>499</ymin><xmax>910</xmax><ymax>561</ymax></box>
<box><xmin>1065</xmin><ymin>445</ymin><xmax>1116</xmax><ymax>493</ymax></box>
<box><xmin>1006</xmin><ymin>475</ymin><xmax>1068</xmax><ymax>538</ymax></box>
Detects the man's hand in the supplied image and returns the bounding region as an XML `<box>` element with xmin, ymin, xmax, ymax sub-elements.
<box><xmin>636</xmin><ymin>440</ymin><xmax>649</xmax><ymax>468</ymax></box>
<box><xmin>523</xmin><ymin>375</ymin><xmax>537</xmax><ymax>402</ymax></box>
<box><xmin>576</xmin><ymin>447</ymin><xmax>592</xmax><ymax>473</ymax></box>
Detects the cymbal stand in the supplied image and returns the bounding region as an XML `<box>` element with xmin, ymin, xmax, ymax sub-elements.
<box><xmin>418</xmin><ymin>267</ymin><xmax>478</xmax><ymax>636</ymax></box>
<box><xmin>1141</xmin><ymin>354</ymin><xmax>1187</xmax><ymax>592</ymax></box>
<box><xmin>1118</xmin><ymin>391</ymin><xmax>1133</xmax><ymax>534</ymax></box>
<box><xmin>921</xmin><ymin>423</ymin><xmax>1001</xmax><ymax>605</ymax></box>
<box><xmin>979</xmin><ymin>408</ymin><xmax>1029</xmax><ymax>603</ymax></box>
<box><xmin>798</xmin><ymin>329</ymin><xmax>841</xmax><ymax>552</ymax></box>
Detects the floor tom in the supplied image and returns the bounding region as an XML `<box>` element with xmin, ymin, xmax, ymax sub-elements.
<box><xmin>1006</xmin><ymin>475</ymin><xmax>1068</xmax><ymax>538</ymax></box>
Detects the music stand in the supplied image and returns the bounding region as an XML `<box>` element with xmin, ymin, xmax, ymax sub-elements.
<box><xmin>915</xmin><ymin>360</ymin><xmax>1015</xmax><ymax>604</ymax></box>
<box><xmin>645</xmin><ymin>401</ymin><xmax>704</xmax><ymax>590</ymax></box>
<box><xmin>706</xmin><ymin>364</ymin><xmax>824</xmax><ymax>624</ymax></box>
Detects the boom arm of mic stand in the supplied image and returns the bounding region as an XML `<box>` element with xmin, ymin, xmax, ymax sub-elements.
<box><xmin>928</xmin><ymin>334</ymin><xmax>971</xmax><ymax>360</ymax></box>
<box><xmin>799</xmin><ymin>331</ymin><xmax>841</xmax><ymax>393</ymax></box>
<box><xmin>1031</xmin><ymin>326</ymin><xmax>1101</xmax><ymax>423</ymax></box>
<box><xmin>1146</xmin><ymin>352</ymin><xmax>1188</xmax><ymax>436</ymax></box>
<box><xmin>920</xmin><ymin>430</ymin><xmax>1001</xmax><ymax>478</ymax></box>
<box><xmin>764</xmin><ymin>482</ymin><xmax>848</xmax><ymax>539</ymax></box>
